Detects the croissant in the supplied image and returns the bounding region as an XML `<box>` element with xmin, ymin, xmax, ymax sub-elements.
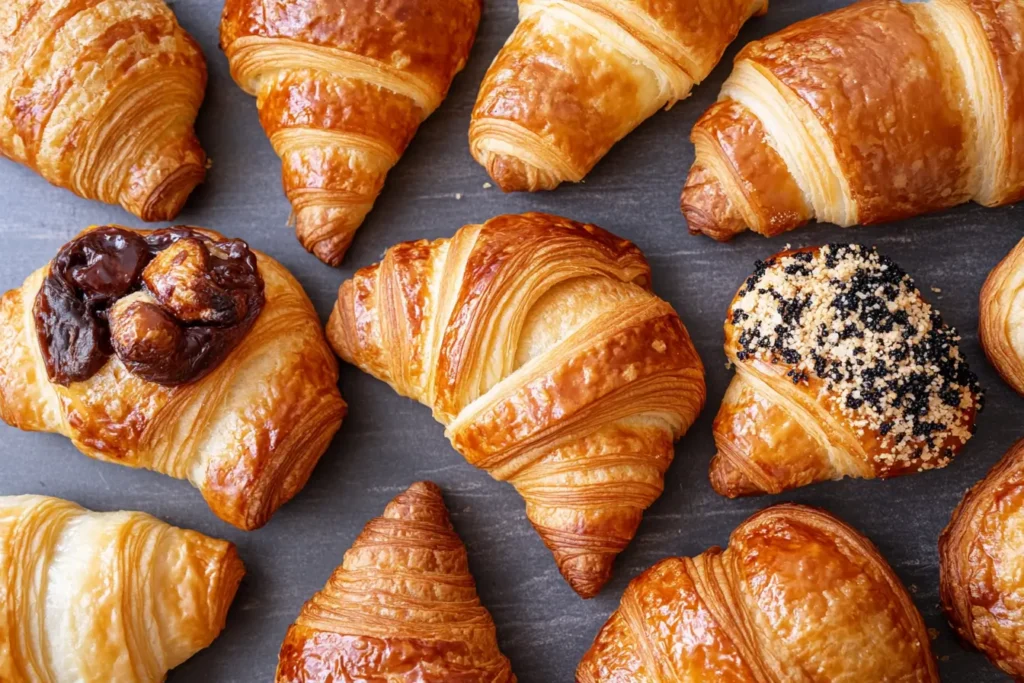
<box><xmin>712</xmin><ymin>244</ymin><xmax>982</xmax><ymax>497</ymax></box>
<box><xmin>577</xmin><ymin>503</ymin><xmax>938</xmax><ymax>682</ymax></box>
<box><xmin>327</xmin><ymin>212</ymin><xmax>706</xmax><ymax>598</ymax></box>
<box><xmin>469</xmin><ymin>0</ymin><xmax>767</xmax><ymax>192</ymax></box>
<box><xmin>0</xmin><ymin>225</ymin><xmax>346</xmax><ymax>531</ymax></box>
<box><xmin>681</xmin><ymin>0</ymin><xmax>1024</xmax><ymax>240</ymax></box>
<box><xmin>0</xmin><ymin>494</ymin><xmax>244</xmax><ymax>683</ymax></box>
<box><xmin>979</xmin><ymin>237</ymin><xmax>1024</xmax><ymax>396</ymax></box>
<box><xmin>0</xmin><ymin>0</ymin><xmax>207</xmax><ymax>221</ymax></box>
<box><xmin>277</xmin><ymin>481</ymin><xmax>515</xmax><ymax>682</ymax></box>
<box><xmin>220</xmin><ymin>0</ymin><xmax>481</xmax><ymax>266</ymax></box>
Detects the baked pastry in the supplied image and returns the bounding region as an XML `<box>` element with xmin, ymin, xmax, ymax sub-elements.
<box><xmin>276</xmin><ymin>481</ymin><xmax>515</xmax><ymax>682</ymax></box>
<box><xmin>0</xmin><ymin>225</ymin><xmax>346</xmax><ymax>530</ymax></box>
<box><xmin>0</xmin><ymin>494</ymin><xmax>244</xmax><ymax>683</ymax></box>
<box><xmin>327</xmin><ymin>212</ymin><xmax>706</xmax><ymax>598</ymax></box>
<box><xmin>681</xmin><ymin>0</ymin><xmax>1024</xmax><ymax>240</ymax></box>
<box><xmin>0</xmin><ymin>0</ymin><xmax>207</xmax><ymax>221</ymax></box>
<box><xmin>940</xmin><ymin>438</ymin><xmax>1024</xmax><ymax>679</ymax></box>
<box><xmin>577</xmin><ymin>503</ymin><xmax>938</xmax><ymax>682</ymax></box>
<box><xmin>979</xmin><ymin>237</ymin><xmax>1024</xmax><ymax>396</ymax></box>
<box><xmin>469</xmin><ymin>0</ymin><xmax>767</xmax><ymax>192</ymax></box>
<box><xmin>220</xmin><ymin>0</ymin><xmax>481</xmax><ymax>265</ymax></box>
<box><xmin>713</xmin><ymin>244</ymin><xmax>982</xmax><ymax>497</ymax></box>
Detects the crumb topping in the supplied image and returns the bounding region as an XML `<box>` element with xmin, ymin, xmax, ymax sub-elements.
<box><xmin>729</xmin><ymin>244</ymin><xmax>982</xmax><ymax>468</ymax></box>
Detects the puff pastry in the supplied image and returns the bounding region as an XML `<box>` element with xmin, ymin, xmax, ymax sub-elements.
<box><xmin>277</xmin><ymin>481</ymin><xmax>515</xmax><ymax>682</ymax></box>
<box><xmin>979</xmin><ymin>237</ymin><xmax>1024</xmax><ymax>396</ymax></box>
<box><xmin>469</xmin><ymin>0</ymin><xmax>767</xmax><ymax>192</ymax></box>
<box><xmin>0</xmin><ymin>0</ymin><xmax>208</xmax><ymax>221</ymax></box>
<box><xmin>681</xmin><ymin>0</ymin><xmax>1024</xmax><ymax>240</ymax></box>
<box><xmin>220</xmin><ymin>0</ymin><xmax>481</xmax><ymax>265</ymax></box>
<box><xmin>327</xmin><ymin>212</ymin><xmax>706</xmax><ymax>598</ymax></box>
<box><xmin>0</xmin><ymin>225</ymin><xmax>346</xmax><ymax>531</ymax></box>
<box><xmin>713</xmin><ymin>244</ymin><xmax>982</xmax><ymax>497</ymax></box>
<box><xmin>0</xmin><ymin>494</ymin><xmax>244</xmax><ymax>683</ymax></box>
<box><xmin>577</xmin><ymin>503</ymin><xmax>938</xmax><ymax>682</ymax></box>
<box><xmin>941</xmin><ymin>438</ymin><xmax>1024</xmax><ymax>679</ymax></box>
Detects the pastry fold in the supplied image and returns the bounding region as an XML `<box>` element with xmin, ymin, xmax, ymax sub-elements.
<box><xmin>979</xmin><ymin>237</ymin><xmax>1024</xmax><ymax>396</ymax></box>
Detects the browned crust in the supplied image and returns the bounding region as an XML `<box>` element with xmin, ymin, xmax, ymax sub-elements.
<box><xmin>979</xmin><ymin>237</ymin><xmax>1024</xmax><ymax>395</ymax></box>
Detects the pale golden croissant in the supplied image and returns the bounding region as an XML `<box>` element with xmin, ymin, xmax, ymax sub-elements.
<box><xmin>0</xmin><ymin>0</ymin><xmax>207</xmax><ymax>221</ymax></box>
<box><xmin>0</xmin><ymin>494</ymin><xmax>244</xmax><ymax>683</ymax></box>
<box><xmin>577</xmin><ymin>504</ymin><xmax>938</xmax><ymax>682</ymax></box>
<box><xmin>469</xmin><ymin>0</ymin><xmax>767</xmax><ymax>192</ymax></box>
<box><xmin>220</xmin><ymin>0</ymin><xmax>481</xmax><ymax>266</ymax></box>
<box><xmin>681</xmin><ymin>0</ymin><xmax>1024</xmax><ymax>240</ymax></box>
<box><xmin>0</xmin><ymin>225</ymin><xmax>346</xmax><ymax>531</ymax></box>
<box><xmin>941</xmin><ymin>438</ymin><xmax>1024</xmax><ymax>679</ymax></box>
<box><xmin>713</xmin><ymin>244</ymin><xmax>982</xmax><ymax>497</ymax></box>
<box><xmin>276</xmin><ymin>481</ymin><xmax>515</xmax><ymax>682</ymax></box>
<box><xmin>980</xmin><ymin>237</ymin><xmax>1024</xmax><ymax>396</ymax></box>
<box><xmin>327</xmin><ymin>212</ymin><xmax>706</xmax><ymax>598</ymax></box>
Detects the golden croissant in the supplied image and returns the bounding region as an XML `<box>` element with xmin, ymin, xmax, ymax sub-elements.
<box><xmin>470</xmin><ymin>0</ymin><xmax>767</xmax><ymax>192</ymax></box>
<box><xmin>577</xmin><ymin>503</ymin><xmax>938</xmax><ymax>682</ymax></box>
<box><xmin>0</xmin><ymin>225</ymin><xmax>346</xmax><ymax>531</ymax></box>
<box><xmin>0</xmin><ymin>0</ymin><xmax>207</xmax><ymax>221</ymax></box>
<box><xmin>220</xmin><ymin>0</ymin><xmax>481</xmax><ymax>265</ymax></box>
<box><xmin>681</xmin><ymin>0</ymin><xmax>1024</xmax><ymax>240</ymax></box>
<box><xmin>712</xmin><ymin>244</ymin><xmax>982</xmax><ymax>497</ymax></box>
<box><xmin>327</xmin><ymin>212</ymin><xmax>706</xmax><ymax>598</ymax></box>
<box><xmin>0</xmin><ymin>494</ymin><xmax>244</xmax><ymax>683</ymax></box>
<box><xmin>277</xmin><ymin>481</ymin><xmax>515</xmax><ymax>682</ymax></box>
<box><xmin>979</xmin><ymin>237</ymin><xmax>1024</xmax><ymax>396</ymax></box>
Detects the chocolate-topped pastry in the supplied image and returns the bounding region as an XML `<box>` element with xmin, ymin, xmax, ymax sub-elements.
<box><xmin>711</xmin><ymin>244</ymin><xmax>982</xmax><ymax>497</ymax></box>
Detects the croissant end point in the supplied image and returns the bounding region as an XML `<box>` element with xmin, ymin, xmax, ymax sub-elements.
<box><xmin>483</xmin><ymin>152</ymin><xmax>560</xmax><ymax>193</ymax></box>
<box><xmin>680</xmin><ymin>165</ymin><xmax>747</xmax><ymax>241</ymax></box>
<box><xmin>138</xmin><ymin>162</ymin><xmax>206</xmax><ymax>222</ymax></box>
<box><xmin>708</xmin><ymin>450</ymin><xmax>761</xmax><ymax>498</ymax></box>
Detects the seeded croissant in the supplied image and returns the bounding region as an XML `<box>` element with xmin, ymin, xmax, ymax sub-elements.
<box><xmin>979</xmin><ymin>237</ymin><xmax>1024</xmax><ymax>396</ymax></box>
<box><xmin>327</xmin><ymin>213</ymin><xmax>706</xmax><ymax>598</ymax></box>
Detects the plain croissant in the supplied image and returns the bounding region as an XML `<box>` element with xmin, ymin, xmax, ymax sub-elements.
<box><xmin>979</xmin><ymin>237</ymin><xmax>1024</xmax><ymax>396</ymax></box>
<box><xmin>577</xmin><ymin>504</ymin><xmax>938</xmax><ymax>682</ymax></box>
<box><xmin>712</xmin><ymin>244</ymin><xmax>982</xmax><ymax>497</ymax></box>
<box><xmin>0</xmin><ymin>225</ymin><xmax>346</xmax><ymax>531</ymax></box>
<box><xmin>0</xmin><ymin>0</ymin><xmax>207</xmax><ymax>221</ymax></box>
<box><xmin>469</xmin><ymin>0</ymin><xmax>767</xmax><ymax>192</ymax></box>
<box><xmin>327</xmin><ymin>212</ymin><xmax>706</xmax><ymax>598</ymax></box>
<box><xmin>276</xmin><ymin>481</ymin><xmax>515</xmax><ymax>682</ymax></box>
<box><xmin>0</xmin><ymin>494</ymin><xmax>244</xmax><ymax>683</ymax></box>
<box><xmin>682</xmin><ymin>0</ymin><xmax>1024</xmax><ymax>240</ymax></box>
<box><xmin>220</xmin><ymin>0</ymin><xmax>481</xmax><ymax>265</ymax></box>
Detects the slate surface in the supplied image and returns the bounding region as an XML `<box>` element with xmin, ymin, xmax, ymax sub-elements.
<box><xmin>0</xmin><ymin>0</ymin><xmax>1020</xmax><ymax>680</ymax></box>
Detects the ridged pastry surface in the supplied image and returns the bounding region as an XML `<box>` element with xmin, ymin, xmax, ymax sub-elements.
<box><xmin>979</xmin><ymin>237</ymin><xmax>1024</xmax><ymax>395</ymax></box>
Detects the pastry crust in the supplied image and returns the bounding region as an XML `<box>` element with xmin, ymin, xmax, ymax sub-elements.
<box><xmin>276</xmin><ymin>481</ymin><xmax>515</xmax><ymax>682</ymax></box>
<box><xmin>327</xmin><ymin>212</ymin><xmax>706</xmax><ymax>598</ymax></box>
<box><xmin>0</xmin><ymin>0</ymin><xmax>208</xmax><ymax>221</ymax></box>
<box><xmin>979</xmin><ymin>237</ymin><xmax>1024</xmax><ymax>395</ymax></box>
<box><xmin>0</xmin><ymin>226</ymin><xmax>346</xmax><ymax>531</ymax></box>
<box><xmin>220</xmin><ymin>0</ymin><xmax>481</xmax><ymax>265</ymax></box>
<box><xmin>0</xmin><ymin>494</ymin><xmax>244</xmax><ymax>683</ymax></box>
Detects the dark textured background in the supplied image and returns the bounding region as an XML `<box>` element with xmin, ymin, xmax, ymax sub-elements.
<box><xmin>0</xmin><ymin>0</ymin><xmax>1021</xmax><ymax>680</ymax></box>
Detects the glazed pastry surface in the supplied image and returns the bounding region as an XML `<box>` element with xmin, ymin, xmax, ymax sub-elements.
<box><xmin>327</xmin><ymin>212</ymin><xmax>706</xmax><ymax>597</ymax></box>
<box><xmin>0</xmin><ymin>0</ymin><xmax>208</xmax><ymax>221</ymax></box>
<box><xmin>220</xmin><ymin>0</ymin><xmax>481</xmax><ymax>265</ymax></box>
<box><xmin>713</xmin><ymin>244</ymin><xmax>982</xmax><ymax>497</ymax></box>
<box><xmin>682</xmin><ymin>0</ymin><xmax>1024</xmax><ymax>240</ymax></box>
<box><xmin>469</xmin><ymin>0</ymin><xmax>767</xmax><ymax>192</ymax></box>
<box><xmin>979</xmin><ymin>237</ymin><xmax>1024</xmax><ymax>395</ymax></box>
<box><xmin>0</xmin><ymin>226</ymin><xmax>346</xmax><ymax>531</ymax></box>
<box><xmin>577</xmin><ymin>503</ymin><xmax>938</xmax><ymax>682</ymax></box>
<box><xmin>0</xmin><ymin>494</ymin><xmax>244</xmax><ymax>683</ymax></box>
<box><xmin>276</xmin><ymin>481</ymin><xmax>515</xmax><ymax>683</ymax></box>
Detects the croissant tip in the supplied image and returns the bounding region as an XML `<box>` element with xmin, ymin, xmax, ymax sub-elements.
<box><xmin>481</xmin><ymin>152</ymin><xmax>560</xmax><ymax>193</ymax></box>
<box><xmin>137</xmin><ymin>161</ymin><xmax>206</xmax><ymax>222</ymax></box>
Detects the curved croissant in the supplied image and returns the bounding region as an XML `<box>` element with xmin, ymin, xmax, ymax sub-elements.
<box><xmin>0</xmin><ymin>494</ymin><xmax>244</xmax><ymax>683</ymax></box>
<box><xmin>577</xmin><ymin>504</ymin><xmax>938</xmax><ymax>682</ymax></box>
<box><xmin>0</xmin><ymin>0</ymin><xmax>207</xmax><ymax>221</ymax></box>
<box><xmin>712</xmin><ymin>244</ymin><xmax>982</xmax><ymax>497</ymax></box>
<box><xmin>469</xmin><ymin>0</ymin><xmax>767</xmax><ymax>192</ymax></box>
<box><xmin>681</xmin><ymin>0</ymin><xmax>1024</xmax><ymax>240</ymax></box>
<box><xmin>979</xmin><ymin>237</ymin><xmax>1024</xmax><ymax>396</ymax></box>
<box><xmin>0</xmin><ymin>226</ymin><xmax>346</xmax><ymax>531</ymax></box>
<box><xmin>277</xmin><ymin>481</ymin><xmax>515</xmax><ymax>682</ymax></box>
<box><xmin>220</xmin><ymin>0</ymin><xmax>481</xmax><ymax>265</ymax></box>
<box><xmin>327</xmin><ymin>213</ymin><xmax>706</xmax><ymax>598</ymax></box>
